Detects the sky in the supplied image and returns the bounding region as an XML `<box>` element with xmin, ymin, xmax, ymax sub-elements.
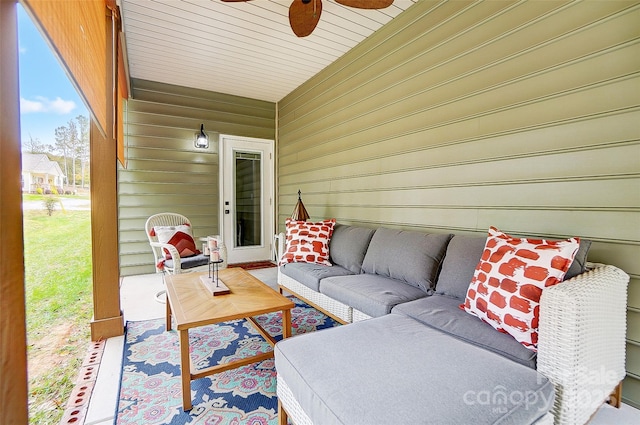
<box><xmin>17</xmin><ymin>5</ymin><xmax>89</xmax><ymax>151</ymax></box>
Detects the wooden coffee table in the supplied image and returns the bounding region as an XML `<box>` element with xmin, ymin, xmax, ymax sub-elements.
<box><xmin>165</xmin><ymin>267</ymin><xmax>294</xmax><ymax>410</ymax></box>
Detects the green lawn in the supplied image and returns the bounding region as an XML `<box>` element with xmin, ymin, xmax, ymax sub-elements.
<box><xmin>23</xmin><ymin>196</ymin><xmax>93</xmax><ymax>424</ymax></box>
<box><xmin>22</xmin><ymin>192</ymin><xmax>88</xmax><ymax>201</ymax></box>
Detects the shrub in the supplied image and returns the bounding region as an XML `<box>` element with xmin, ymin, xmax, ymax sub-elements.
<box><xmin>36</xmin><ymin>187</ymin><xmax>43</xmax><ymax>195</ymax></box>
<box><xmin>43</xmin><ymin>196</ymin><xmax>58</xmax><ymax>216</ymax></box>
<box><xmin>51</xmin><ymin>187</ymin><xmax>59</xmax><ymax>195</ymax></box>
<box><xmin>44</xmin><ymin>189</ymin><xmax>52</xmax><ymax>195</ymax></box>
<box><xmin>65</xmin><ymin>190</ymin><xmax>72</xmax><ymax>195</ymax></box>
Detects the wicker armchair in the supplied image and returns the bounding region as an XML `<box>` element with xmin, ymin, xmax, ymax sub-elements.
<box><xmin>145</xmin><ymin>212</ymin><xmax>209</xmax><ymax>301</ymax></box>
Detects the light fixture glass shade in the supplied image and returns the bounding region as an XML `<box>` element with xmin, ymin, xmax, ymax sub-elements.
<box><xmin>194</xmin><ymin>123</ymin><xmax>209</xmax><ymax>148</ymax></box>
<box><xmin>291</xmin><ymin>189</ymin><xmax>310</xmax><ymax>221</ymax></box>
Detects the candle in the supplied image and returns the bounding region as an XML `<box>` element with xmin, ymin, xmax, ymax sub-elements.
<box><xmin>208</xmin><ymin>237</ymin><xmax>218</xmax><ymax>252</ymax></box>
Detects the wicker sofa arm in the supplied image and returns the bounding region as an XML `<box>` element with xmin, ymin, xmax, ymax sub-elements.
<box><xmin>149</xmin><ymin>241</ymin><xmax>181</xmax><ymax>271</ymax></box>
<box><xmin>537</xmin><ymin>263</ymin><xmax>629</xmax><ymax>425</ymax></box>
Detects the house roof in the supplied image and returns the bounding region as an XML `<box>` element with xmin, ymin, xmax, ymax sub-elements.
<box><xmin>21</xmin><ymin>153</ymin><xmax>65</xmax><ymax>177</ymax></box>
<box><xmin>119</xmin><ymin>0</ymin><xmax>418</xmax><ymax>103</ymax></box>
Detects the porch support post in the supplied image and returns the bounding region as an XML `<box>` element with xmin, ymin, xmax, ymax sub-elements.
<box><xmin>0</xmin><ymin>0</ymin><xmax>29</xmax><ymax>422</ymax></box>
<box><xmin>89</xmin><ymin>119</ymin><xmax>123</xmax><ymax>340</ymax></box>
<box><xmin>89</xmin><ymin>4</ymin><xmax>123</xmax><ymax>340</ymax></box>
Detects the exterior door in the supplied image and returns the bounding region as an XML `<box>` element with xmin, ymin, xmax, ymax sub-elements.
<box><xmin>220</xmin><ymin>135</ymin><xmax>274</xmax><ymax>264</ymax></box>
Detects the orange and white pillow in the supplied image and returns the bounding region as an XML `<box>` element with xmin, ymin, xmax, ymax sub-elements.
<box><xmin>462</xmin><ymin>226</ymin><xmax>580</xmax><ymax>351</ymax></box>
<box><xmin>279</xmin><ymin>218</ymin><xmax>336</xmax><ymax>266</ymax></box>
<box><xmin>152</xmin><ymin>224</ymin><xmax>200</xmax><ymax>259</ymax></box>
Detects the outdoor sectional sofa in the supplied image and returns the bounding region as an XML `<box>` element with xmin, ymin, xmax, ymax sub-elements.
<box><xmin>274</xmin><ymin>223</ymin><xmax>629</xmax><ymax>425</ymax></box>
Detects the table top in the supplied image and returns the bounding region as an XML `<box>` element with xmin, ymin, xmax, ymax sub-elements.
<box><xmin>165</xmin><ymin>267</ymin><xmax>294</xmax><ymax>330</ymax></box>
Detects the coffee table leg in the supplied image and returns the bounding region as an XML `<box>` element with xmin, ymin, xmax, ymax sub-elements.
<box><xmin>282</xmin><ymin>308</ymin><xmax>292</xmax><ymax>339</ymax></box>
<box><xmin>179</xmin><ymin>329</ymin><xmax>192</xmax><ymax>410</ymax></box>
<box><xmin>166</xmin><ymin>297</ymin><xmax>172</xmax><ymax>331</ymax></box>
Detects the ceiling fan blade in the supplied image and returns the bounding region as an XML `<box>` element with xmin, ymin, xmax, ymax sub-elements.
<box><xmin>289</xmin><ymin>0</ymin><xmax>323</xmax><ymax>38</ymax></box>
<box><xmin>335</xmin><ymin>0</ymin><xmax>393</xmax><ymax>9</ymax></box>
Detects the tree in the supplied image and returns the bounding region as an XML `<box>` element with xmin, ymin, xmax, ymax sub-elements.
<box><xmin>53</xmin><ymin>115</ymin><xmax>90</xmax><ymax>191</ymax></box>
<box><xmin>23</xmin><ymin>134</ymin><xmax>50</xmax><ymax>153</ymax></box>
<box><xmin>54</xmin><ymin>125</ymin><xmax>70</xmax><ymax>185</ymax></box>
<box><xmin>75</xmin><ymin>115</ymin><xmax>89</xmax><ymax>189</ymax></box>
<box><xmin>66</xmin><ymin>118</ymin><xmax>78</xmax><ymax>188</ymax></box>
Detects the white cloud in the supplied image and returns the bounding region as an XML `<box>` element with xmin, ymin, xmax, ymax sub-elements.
<box><xmin>20</xmin><ymin>96</ymin><xmax>76</xmax><ymax>114</ymax></box>
<box><xmin>19</xmin><ymin>44</ymin><xmax>27</xmax><ymax>54</ymax></box>
<box><xmin>47</xmin><ymin>97</ymin><xmax>76</xmax><ymax>114</ymax></box>
<box><xmin>20</xmin><ymin>98</ymin><xmax>43</xmax><ymax>113</ymax></box>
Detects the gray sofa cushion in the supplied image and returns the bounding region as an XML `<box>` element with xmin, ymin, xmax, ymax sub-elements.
<box><xmin>329</xmin><ymin>224</ymin><xmax>376</xmax><ymax>273</ymax></box>
<box><xmin>565</xmin><ymin>238</ymin><xmax>592</xmax><ymax>280</ymax></box>
<box><xmin>392</xmin><ymin>295</ymin><xmax>537</xmax><ymax>368</ymax></box>
<box><xmin>280</xmin><ymin>262</ymin><xmax>353</xmax><ymax>292</ymax></box>
<box><xmin>361</xmin><ymin>228</ymin><xmax>452</xmax><ymax>293</ymax></box>
<box><xmin>435</xmin><ymin>235</ymin><xmax>487</xmax><ymax>300</ymax></box>
<box><xmin>435</xmin><ymin>235</ymin><xmax>592</xmax><ymax>301</ymax></box>
<box><xmin>275</xmin><ymin>314</ymin><xmax>554</xmax><ymax>425</ymax></box>
<box><xmin>163</xmin><ymin>253</ymin><xmax>210</xmax><ymax>270</ymax></box>
<box><xmin>320</xmin><ymin>274</ymin><xmax>428</xmax><ymax>317</ymax></box>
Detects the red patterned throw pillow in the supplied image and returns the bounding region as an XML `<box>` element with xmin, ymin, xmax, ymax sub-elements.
<box><xmin>279</xmin><ymin>218</ymin><xmax>336</xmax><ymax>266</ymax></box>
<box><xmin>462</xmin><ymin>226</ymin><xmax>580</xmax><ymax>351</ymax></box>
<box><xmin>154</xmin><ymin>224</ymin><xmax>200</xmax><ymax>259</ymax></box>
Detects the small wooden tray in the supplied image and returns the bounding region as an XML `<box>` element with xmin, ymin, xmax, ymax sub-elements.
<box><xmin>199</xmin><ymin>275</ymin><xmax>231</xmax><ymax>296</ymax></box>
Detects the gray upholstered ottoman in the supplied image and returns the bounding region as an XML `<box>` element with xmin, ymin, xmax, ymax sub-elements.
<box><xmin>275</xmin><ymin>314</ymin><xmax>554</xmax><ymax>425</ymax></box>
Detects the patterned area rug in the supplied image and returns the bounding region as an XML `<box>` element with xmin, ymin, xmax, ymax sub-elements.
<box><xmin>115</xmin><ymin>297</ymin><xmax>339</xmax><ymax>425</ymax></box>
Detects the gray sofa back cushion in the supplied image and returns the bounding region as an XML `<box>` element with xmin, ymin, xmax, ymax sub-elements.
<box><xmin>435</xmin><ymin>234</ymin><xmax>593</xmax><ymax>301</ymax></box>
<box><xmin>565</xmin><ymin>238</ymin><xmax>592</xmax><ymax>280</ymax></box>
<box><xmin>329</xmin><ymin>224</ymin><xmax>376</xmax><ymax>273</ymax></box>
<box><xmin>361</xmin><ymin>228</ymin><xmax>452</xmax><ymax>293</ymax></box>
<box><xmin>435</xmin><ymin>235</ymin><xmax>487</xmax><ymax>300</ymax></box>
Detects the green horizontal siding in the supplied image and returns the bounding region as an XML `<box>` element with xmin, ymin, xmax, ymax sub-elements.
<box><xmin>277</xmin><ymin>0</ymin><xmax>640</xmax><ymax>407</ymax></box>
<box><xmin>118</xmin><ymin>79</ymin><xmax>275</xmax><ymax>276</ymax></box>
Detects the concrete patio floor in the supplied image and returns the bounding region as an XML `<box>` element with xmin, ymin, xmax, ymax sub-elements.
<box><xmin>82</xmin><ymin>267</ymin><xmax>640</xmax><ymax>424</ymax></box>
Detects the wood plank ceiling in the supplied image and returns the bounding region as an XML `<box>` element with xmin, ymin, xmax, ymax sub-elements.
<box><xmin>119</xmin><ymin>0</ymin><xmax>418</xmax><ymax>102</ymax></box>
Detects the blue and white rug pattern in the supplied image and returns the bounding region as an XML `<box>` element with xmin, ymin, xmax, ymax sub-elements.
<box><xmin>115</xmin><ymin>297</ymin><xmax>339</xmax><ymax>425</ymax></box>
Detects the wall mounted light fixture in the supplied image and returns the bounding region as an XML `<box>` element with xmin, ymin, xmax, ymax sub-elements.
<box><xmin>194</xmin><ymin>124</ymin><xmax>209</xmax><ymax>149</ymax></box>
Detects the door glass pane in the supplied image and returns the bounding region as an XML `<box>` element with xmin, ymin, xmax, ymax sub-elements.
<box><xmin>234</xmin><ymin>151</ymin><xmax>262</xmax><ymax>248</ymax></box>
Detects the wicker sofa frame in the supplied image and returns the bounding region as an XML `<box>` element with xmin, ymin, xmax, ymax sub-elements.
<box><xmin>275</xmin><ymin>233</ymin><xmax>629</xmax><ymax>425</ymax></box>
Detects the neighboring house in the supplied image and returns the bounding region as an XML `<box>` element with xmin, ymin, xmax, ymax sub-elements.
<box><xmin>21</xmin><ymin>153</ymin><xmax>66</xmax><ymax>193</ymax></box>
